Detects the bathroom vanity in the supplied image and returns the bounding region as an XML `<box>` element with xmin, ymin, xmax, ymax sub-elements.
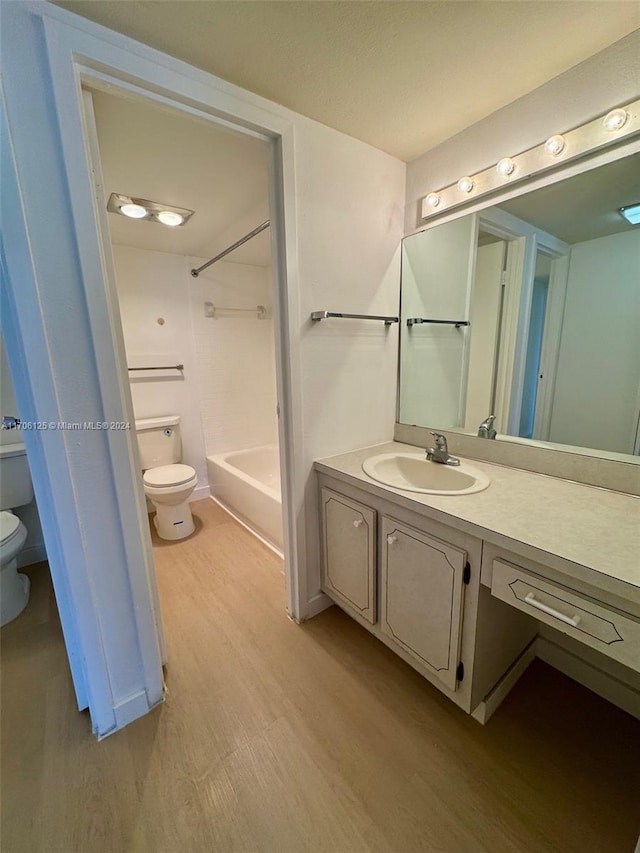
<box><xmin>315</xmin><ymin>442</ymin><xmax>640</xmax><ymax>722</ymax></box>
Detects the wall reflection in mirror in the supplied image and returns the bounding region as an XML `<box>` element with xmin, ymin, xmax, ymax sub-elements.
<box><xmin>399</xmin><ymin>151</ymin><xmax>640</xmax><ymax>459</ymax></box>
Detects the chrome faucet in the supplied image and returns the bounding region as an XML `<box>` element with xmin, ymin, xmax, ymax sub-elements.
<box><xmin>426</xmin><ymin>432</ymin><xmax>460</xmax><ymax>466</ymax></box>
<box><xmin>477</xmin><ymin>415</ymin><xmax>497</xmax><ymax>439</ymax></box>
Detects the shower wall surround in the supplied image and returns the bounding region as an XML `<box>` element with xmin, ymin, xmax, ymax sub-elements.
<box><xmin>114</xmin><ymin>245</ymin><xmax>208</xmax><ymax>493</ymax></box>
<box><xmin>190</xmin><ymin>260</ymin><xmax>278</xmax><ymax>456</ymax></box>
<box><xmin>113</xmin><ymin>245</ymin><xmax>277</xmax><ymax>496</ymax></box>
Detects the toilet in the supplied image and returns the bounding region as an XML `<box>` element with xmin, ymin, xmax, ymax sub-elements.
<box><xmin>135</xmin><ymin>416</ymin><xmax>198</xmax><ymax>540</ymax></box>
<box><xmin>0</xmin><ymin>442</ymin><xmax>33</xmax><ymax>626</ymax></box>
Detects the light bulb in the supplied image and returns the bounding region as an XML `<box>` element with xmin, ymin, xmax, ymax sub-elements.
<box><xmin>120</xmin><ymin>203</ymin><xmax>148</xmax><ymax>219</ymax></box>
<box><xmin>603</xmin><ymin>108</ymin><xmax>628</xmax><ymax>131</ymax></box>
<box><xmin>457</xmin><ymin>176</ymin><xmax>474</xmax><ymax>193</ymax></box>
<box><xmin>496</xmin><ymin>158</ymin><xmax>515</xmax><ymax>177</ymax></box>
<box><xmin>425</xmin><ymin>192</ymin><xmax>440</xmax><ymax>209</ymax></box>
<box><xmin>544</xmin><ymin>134</ymin><xmax>566</xmax><ymax>156</ymax></box>
<box><xmin>157</xmin><ymin>210</ymin><xmax>184</xmax><ymax>227</ymax></box>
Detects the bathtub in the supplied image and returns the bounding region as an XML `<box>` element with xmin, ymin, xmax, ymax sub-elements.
<box><xmin>207</xmin><ymin>445</ymin><xmax>283</xmax><ymax>552</ymax></box>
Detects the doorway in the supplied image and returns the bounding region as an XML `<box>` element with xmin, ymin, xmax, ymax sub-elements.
<box><xmin>81</xmin><ymin>83</ymin><xmax>289</xmax><ymax>641</ymax></box>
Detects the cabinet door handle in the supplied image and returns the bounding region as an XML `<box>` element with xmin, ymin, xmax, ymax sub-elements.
<box><xmin>353</xmin><ymin>519</ymin><xmax>363</xmax><ymax>528</ymax></box>
<box><xmin>524</xmin><ymin>592</ymin><xmax>581</xmax><ymax>628</ymax></box>
<box><xmin>387</xmin><ymin>534</ymin><xmax>397</xmax><ymax>545</ymax></box>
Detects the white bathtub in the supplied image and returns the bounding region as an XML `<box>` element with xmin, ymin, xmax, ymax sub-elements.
<box><xmin>207</xmin><ymin>445</ymin><xmax>283</xmax><ymax>552</ymax></box>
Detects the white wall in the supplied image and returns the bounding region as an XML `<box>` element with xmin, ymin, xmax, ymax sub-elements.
<box><xmin>405</xmin><ymin>30</ymin><xmax>640</xmax><ymax>233</ymax></box>
<box><xmin>0</xmin><ymin>336</ymin><xmax>18</xmax><ymax>433</ymax></box>
<box><xmin>295</xmin><ymin>118</ymin><xmax>405</xmax><ymax>607</ymax></box>
<box><xmin>549</xmin><ymin>230</ymin><xmax>640</xmax><ymax>453</ymax></box>
<box><xmin>190</xmin><ymin>259</ymin><xmax>278</xmax><ymax>456</ymax></box>
<box><xmin>0</xmin><ymin>336</ymin><xmax>47</xmax><ymax>567</ymax></box>
<box><xmin>113</xmin><ymin>245</ymin><xmax>209</xmax><ymax>495</ymax></box>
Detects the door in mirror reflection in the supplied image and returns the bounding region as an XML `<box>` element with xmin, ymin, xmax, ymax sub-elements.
<box><xmin>519</xmin><ymin>252</ymin><xmax>550</xmax><ymax>439</ymax></box>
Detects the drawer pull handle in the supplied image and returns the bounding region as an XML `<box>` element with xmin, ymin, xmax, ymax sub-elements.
<box><xmin>524</xmin><ymin>592</ymin><xmax>581</xmax><ymax>628</ymax></box>
<box><xmin>353</xmin><ymin>519</ymin><xmax>363</xmax><ymax>528</ymax></box>
<box><xmin>387</xmin><ymin>535</ymin><xmax>397</xmax><ymax>545</ymax></box>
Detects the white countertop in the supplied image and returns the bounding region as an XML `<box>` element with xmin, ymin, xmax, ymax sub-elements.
<box><xmin>315</xmin><ymin>441</ymin><xmax>640</xmax><ymax>604</ymax></box>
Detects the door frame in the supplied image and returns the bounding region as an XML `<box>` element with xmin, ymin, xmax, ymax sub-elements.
<box><xmin>531</xmin><ymin>252</ymin><xmax>570</xmax><ymax>441</ymax></box>
<box><xmin>42</xmin><ymin>21</ymin><xmax>306</xmax><ymax>620</ymax></box>
<box><xmin>2</xmin><ymin>3</ymin><xmax>308</xmax><ymax>735</ymax></box>
<box><xmin>476</xmin><ymin>207</ymin><xmax>569</xmax><ymax>436</ymax></box>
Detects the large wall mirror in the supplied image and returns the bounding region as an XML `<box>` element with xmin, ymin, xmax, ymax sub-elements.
<box><xmin>399</xmin><ymin>148</ymin><xmax>640</xmax><ymax>461</ymax></box>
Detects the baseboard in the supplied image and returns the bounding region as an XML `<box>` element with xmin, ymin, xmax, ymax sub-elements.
<box><xmin>536</xmin><ymin>635</ymin><xmax>640</xmax><ymax>720</ymax></box>
<box><xmin>306</xmin><ymin>591</ymin><xmax>334</xmax><ymax>620</ymax></box>
<box><xmin>17</xmin><ymin>544</ymin><xmax>47</xmax><ymax>569</ymax></box>
<box><xmin>471</xmin><ymin>638</ymin><xmax>537</xmax><ymax>724</ymax></box>
<box><xmin>190</xmin><ymin>484</ymin><xmax>211</xmax><ymax>503</ymax></box>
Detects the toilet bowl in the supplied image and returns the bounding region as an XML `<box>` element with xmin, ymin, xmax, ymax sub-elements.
<box><xmin>0</xmin><ymin>511</ymin><xmax>30</xmax><ymax>626</ymax></box>
<box><xmin>135</xmin><ymin>416</ymin><xmax>198</xmax><ymax>541</ymax></box>
<box><xmin>143</xmin><ymin>463</ymin><xmax>198</xmax><ymax>540</ymax></box>
<box><xmin>0</xmin><ymin>442</ymin><xmax>34</xmax><ymax>626</ymax></box>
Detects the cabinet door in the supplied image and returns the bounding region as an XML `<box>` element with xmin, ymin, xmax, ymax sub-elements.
<box><xmin>381</xmin><ymin>516</ymin><xmax>467</xmax><ymax>691</ymax></box>
<box><xmin>321</xmin><ymin>488</ymin><xmax>376</xmax><ymax>624</ymax></box>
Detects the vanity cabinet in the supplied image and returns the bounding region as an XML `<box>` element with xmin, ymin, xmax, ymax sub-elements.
<box><xmin>321</xmin><ymin>487</ymin><xmax>376</xmax><ymax>624</ymax></box>
<box><xmin>317</xmin><ymin>472</ymin><xmax>532</xmax><ymax>717</ymax></box>
<box><xmin>380</xmin><ymin>517</ymin><xmax>467</xmax><ymax>692</ymax></box>
<box><xmin>316</xmin><ymin>444</ymin><xmax>640</xmax><ymax>724</ymax></box>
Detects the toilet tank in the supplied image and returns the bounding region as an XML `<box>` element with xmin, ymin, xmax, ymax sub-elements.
<box><xmin>135</xmin><ymin>416</ymin><xmax>182</xmax><ymax>470</ymax></box>
<box><xmin>0</xmin><ymin>443</ymin><xmax>34</xmax><ymax>509</ymax></box>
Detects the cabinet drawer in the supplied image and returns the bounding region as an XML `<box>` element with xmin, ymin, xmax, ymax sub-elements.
<box><xmin>492</xmin><ymin>559</ymin><xmax>640</xmax><ymax>673</ymax></box>
<box><xmin>321</xmin><ymin>488</ymin><xmax>377</xmax><ymax>624</ymax></box>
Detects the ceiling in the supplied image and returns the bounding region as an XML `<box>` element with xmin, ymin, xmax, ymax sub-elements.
<box><xmin>91</xmin><ymin>89</ymin><xmax>272</xmax><ymax>264</ymax></box>
<box><xmin>55</xmin><ymin>1</ymin><xmax>640</xmax><ymax>162</ymax></box>
<box><xmin>498</xmin><ymin>152</ymin><xmax>640</xmax><ymax>244</ymax></box>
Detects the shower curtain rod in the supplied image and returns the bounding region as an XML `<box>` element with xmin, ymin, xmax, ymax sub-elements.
<box><xmin>190</xmin><ymin>220</ymin><xmax>270</xmax><ymax>277</ymax></box>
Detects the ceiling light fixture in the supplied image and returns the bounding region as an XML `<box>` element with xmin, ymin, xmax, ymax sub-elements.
<box><xmin>620</xmin><ymin>203</ymin><xmax>640</xmax><ymax>225</ymax></box>
<box><xmin>603</xmin><ymin>108</ymin><xmax>628</xmax><ymax>132</ymax></box>
<box><xmin>107</xmin><ymin>193</ymin><xmax>194</xmax><ymax>227</ymax></box>
<box><xmin>120</xmin><ymin>202</ymin><xmax>148</xmax><ymax>219</ymax></box>
<box><xmin>157</xmin><ymin>210</ymin><xmax>184</xmax><ymax>227</ymax></box>
<box><xmin>419</xmin><ymin>98</ymin><xmax>639</xmax><ymax>222</ymax></box>
<box><xmin>544</xmin><ymin>134</ymin><xmax>566</xmax><ymax>156</ymax></box>
<box><xmin>496</xmin><ymin>157</ymin><xmax>516</xmax><ymax>177</ymax></box>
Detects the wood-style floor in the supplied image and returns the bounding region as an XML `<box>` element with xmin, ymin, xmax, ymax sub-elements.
<box><xmin>2</xmin><ymin>498</ymin><xmax>639</xmax><ymax>852</ymax></box>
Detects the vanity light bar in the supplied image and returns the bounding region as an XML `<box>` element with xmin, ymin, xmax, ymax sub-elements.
<box><xmin>420</xmin><ymin>99</ymin><xmax>640</xmax><ymax>222</ymax></box>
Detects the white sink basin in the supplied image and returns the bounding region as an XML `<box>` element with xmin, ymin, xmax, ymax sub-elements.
<box><xmin>362</xmin><ymin>452</ymin><xmax>490</xmax><ymax>495</ymax></box>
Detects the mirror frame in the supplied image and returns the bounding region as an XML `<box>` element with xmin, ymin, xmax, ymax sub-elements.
<box><xmin>398</xmin><ymin>132</ymin><xmax>640</xmax><ymax>466</ymax></box>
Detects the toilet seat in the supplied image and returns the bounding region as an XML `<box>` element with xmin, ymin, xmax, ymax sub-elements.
<box><xmin>0</xmin><ymin>511</ymin><xmax>21</xmax><ymax>545</ymax></box>
<box><xmin>143</xmin><ymin>464</ymin><xmax>196</xmax><ymax>489</ymax></box>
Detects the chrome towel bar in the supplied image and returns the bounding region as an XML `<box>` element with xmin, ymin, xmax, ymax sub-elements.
<box><xmin>128</xmin><ymin>364</ymin><xmax>184</xmax><ymax>371</ymax></box>
<box><xmin>311</xmin><ymin>311</ymin><xmax>399</xmax><ymax>326</ymax></box>
<box><xmin>406</xmin><ymin>317</ymin><xmax>470</xmax><ymax>328</ymax></box>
